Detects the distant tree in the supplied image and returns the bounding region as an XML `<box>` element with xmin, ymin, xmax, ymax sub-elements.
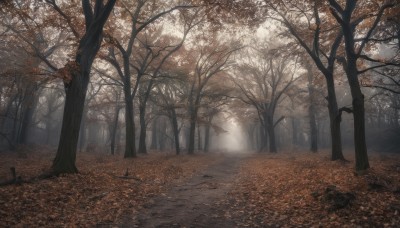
<box><xmin>0</xmin><ymin>1</ymin><xmax>65</xmax><ymax>147</ymax></box>
<box><xmin>185</xmin><ymin>38</ymin><xmax>240</xmax><ymax>154</ymax></box>
<box><xmin>233</xmin><ymin>43</ymin><xmax>300</xmax><ymax>153</ymax></box>
<box><xmin>101</xmin><ymin>1</ymin><xmax>194</xmax><ymax>158</ymax></box>
<box><xmin>153</xmin><ymin>73</ymin><xmax>187</xmax><ymax>155</ymax></box>
<box><xmin>135</xmin><ymin>11</ymin><xmax>202</xmax><ymax>154</ymax></box>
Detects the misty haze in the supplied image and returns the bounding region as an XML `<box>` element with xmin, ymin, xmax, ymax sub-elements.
<box><xmin>0</xmin><ymin>0</ymin><xmax>399</xmax><ymax>227</ymax></box>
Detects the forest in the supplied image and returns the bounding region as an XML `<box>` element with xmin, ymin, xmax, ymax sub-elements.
<box><xmin>0</xmin><ymin>0</ymin><xmax>399</xmax><ymax>227</ymax></box>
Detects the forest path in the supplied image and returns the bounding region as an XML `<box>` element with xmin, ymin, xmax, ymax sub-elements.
<box><xmin>129</xmin><ymin>154</ymin><xmax>246</xmax><ymax>228</ymax></box>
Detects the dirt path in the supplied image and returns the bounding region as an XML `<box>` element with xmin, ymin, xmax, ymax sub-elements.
<box><xmin>130</xmin><ymin>154</ymin><xmax>245</xmax><ymax>228</ymax></box>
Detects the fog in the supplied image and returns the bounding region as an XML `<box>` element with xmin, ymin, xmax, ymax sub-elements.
<box><xmin>210</xmin><ymin>119</ymin><xmax>248</xmax><ymax>154</ymax></box>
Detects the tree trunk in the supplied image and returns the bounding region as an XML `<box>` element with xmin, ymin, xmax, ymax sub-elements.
<box><xmin>334</xmin><ymin>0</ymin><xmax>369</xmax><ymax>171</ymax></box>
<box><xmin>326</xmin><ymin>75</ymin><xmax>345</xmax><ymax>161</ymax></box>
<box><xmin>159</xmin><ymin>118</ymin><xmax>167</xmax><ymax>151</ymax></box>
<box><xmin>52</xmin><ymin>69</ymin><xmax>88</xmax><ymax>174</ymax></box>
<box><xmin>247</xmin><ymin>124</ymin><xmax>255</xmax><ymax>150</ymax></box>
<box><xmin>204</xmin><ymin>115</ymin><xmax>215</xmax><ymax>152</ymax></box>
<box><xmin>138</xmin><ymin>104</ymin><xmax>147</xmax><ymax>154</ymax></box>
<box><xmin>305</xmin><ymin>59</ymin><xmax>318</xmax><ymax>152</ymax></box>
<box><xmin>17</xmin><ymin>102</ymin><xmax>34</xmax><ymax>144</ymax></box>
<box><xmin>188</xmin><ymin>108</ymin><xmax>197</xmax><ymax>155</ymax></box>
<box><xmin>124</xmin><ymin>88</ymin><xmax>136</xmax><ymax>158</ymax></box>
<box><xmin>197</xmin><ymin>123</ymin><xmax>202</xmax><ymax>151</ymax></box>
<box><xmin>309</xmin><ymin>104</ymin><xmax>318</xmax><ymax>152</ymax></box>
<box><xmin>259</xmin><ymin>123</ymin><xmax>267</xmax><ymax>152</ymax></box>
<box><xmin>204</xmin><ymin>123</ymin><xmax>211</xmax><ymax>152</ymax></box>
<box><xmin>110</xmin><ymin>106</ymin><xmax>120</xmax><ymax>155</ymax></box>
<box><xmin>52</xmin><ymin>0</ymin><xmax>116</xmax><ymax>174</ymax></box>
<box><xmin>352</xmin><ymin>93</ymin><xmax>369</xmax><ymax>171</ymax></box>
<box><xmin>17</xmin><ymin>85</ymin><xmax>38</xmax><ymax>144</ymax></box>
<box><xmin>188</xmin><ymin>117</ymin><xmax>196</xmax><ymax>154</ymax></box>
<box><xmin>347</xmin><ymin>61</ymin><xmax>369</xmax><ymax>171</ymax></box>
<box><xmin>171</xmin><ymin>109</ymin><xmax>180</xmax><ymax>155</ymax></box>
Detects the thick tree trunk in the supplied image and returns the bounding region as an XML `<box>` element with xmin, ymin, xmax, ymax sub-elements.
<box><xmin>52</xmin><ymin>69</ymin><xmax>88</xmax><ymax>174</ymax></box>
<box><xmin>171</xmin><ymin>109</ymin><xmax>180</xmax><ymax>155</ymax></box>
<box><xmin>326</xmin><ymin>75</ymin><xmax>345</xmax><ymax>161</ymax></box>
<box><xmin>52</xmin><ymin>0</ymin><xmax>116</xmax><ymax>174</ymax></box>
<box><xmin>138</xmin><ymin>105</ymin><xmax>147</xmax><ymax>154</ymax></box>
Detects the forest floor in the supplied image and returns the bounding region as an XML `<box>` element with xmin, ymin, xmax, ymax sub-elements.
<box><xmin>0</xmin><ymin>146</ymin><xmax>399</xmax><ymax>227</ymax></box>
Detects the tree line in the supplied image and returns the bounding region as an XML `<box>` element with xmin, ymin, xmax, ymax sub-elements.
<box><xmin>0</xmin><ymin>0</ymin><xmax>399</xmax><ymax>174</ymax></box>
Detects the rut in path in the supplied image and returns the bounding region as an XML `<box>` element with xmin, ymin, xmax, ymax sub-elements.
<box><xmin>130</xmin><ymin>154</ymin><xmax>245</xmax><ymax>228</ymax></box>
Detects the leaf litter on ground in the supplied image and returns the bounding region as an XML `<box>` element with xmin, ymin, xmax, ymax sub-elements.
<box><xmin>0</xmin><ymin>146</ymin><xmax>221</xmax><ymax>227</ymax></box>
<box><xmin>222</xmin><ymin>150</ymin><xmax>400</xmax><ymax>228</ymax></box>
